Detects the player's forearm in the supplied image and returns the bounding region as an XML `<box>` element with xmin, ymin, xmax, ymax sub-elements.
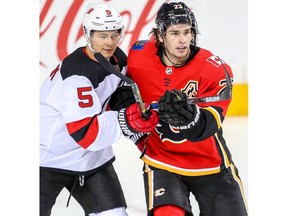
<box><xmin>179</xmin><ymin>106</ymin><xmax>224</xmax><ymax>142</ymax></box>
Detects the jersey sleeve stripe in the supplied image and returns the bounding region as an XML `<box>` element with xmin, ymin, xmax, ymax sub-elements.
<box><xmin>202</xmin><ymin>107</ymin><xmax>222</xmax><ymax>129</ymax></box>
<box><xmin>66</xmin><ymin>117</ymin><xmax>94</xmax><ymax>134</ymax></box>
<box><xmin>66</xmin><ymin>116</ymin><xmax>99</xmax><ymax>149</ymax></box>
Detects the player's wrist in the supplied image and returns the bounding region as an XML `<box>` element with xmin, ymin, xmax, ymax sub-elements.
<box><xmin>118</xmin><ymin>107</ymin><xmax>137</xmax><ymax>136</ymax></box>
<box><xmin>118</xmin><ymin>103</ymin><xmax>159</xmax><ymax>136</ymax></box>
<box><xmin>173</xmin><ymin>105</ymin><xmax>200</xmax><ymax>129</ymax></box>
<box><xmin>129</xmin><ymin>132</ymin><xmax>147</xmax><ymax>144</ymax></box>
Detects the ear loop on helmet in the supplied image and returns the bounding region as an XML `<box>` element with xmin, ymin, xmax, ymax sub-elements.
<box><xmin>87</xmin><ymin>38</ymin><xmax>96</xmax><ymax>53</ymax></box>
<box><xmin>83</xmin><ymin>27</ymin><xmax>96</xmax><ymax>53</ymax></box>
<box><xmin>117</xmin><ymin>28</ymin><xmax>125</xmax><ymax>44</ymax></box>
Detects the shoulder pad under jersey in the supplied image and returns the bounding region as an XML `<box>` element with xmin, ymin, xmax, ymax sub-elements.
<box><xmin>131</xmin><ymin>40</ymin><xmax>149</xmax><ymax>50</ymax></box>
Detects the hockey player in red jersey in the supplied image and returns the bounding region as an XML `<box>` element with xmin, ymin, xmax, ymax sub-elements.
<box><xmin>126</xmin><ymin>2</ymin><xmax>248</xmax><ymax>216</ymax></box>
<box><xmin>39</xmin><ymin>2</ymin><xmax>158</xmax><ymax>216</ymax></box>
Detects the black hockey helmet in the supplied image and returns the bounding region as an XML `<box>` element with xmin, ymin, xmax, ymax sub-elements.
<box><xmin>155</xmin><ymin>2</ymin><xmax>198</xmax><ymax>37</ymax></box>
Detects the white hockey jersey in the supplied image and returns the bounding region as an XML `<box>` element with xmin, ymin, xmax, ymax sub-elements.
<box><xmin>40</xmin><ymin>47</ymin><xmax>126</xmax><ymax>173</ymax></box>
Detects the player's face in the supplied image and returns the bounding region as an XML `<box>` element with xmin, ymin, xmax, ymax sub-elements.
<box><xmin>90</xmin><ymin>30</ymin><xmax>121</xmax><ymax>60</ymax></box>
<box><xmin>161</xmin><ymin>24</ymin><xmax>193</xmax><ymax>65</ymax></box>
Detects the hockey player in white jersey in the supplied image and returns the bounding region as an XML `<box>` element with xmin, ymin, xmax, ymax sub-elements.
<box><xmin>39</xmin><ymin>2</ymin><xmax>158</xmax><ymax>216</ymax></box>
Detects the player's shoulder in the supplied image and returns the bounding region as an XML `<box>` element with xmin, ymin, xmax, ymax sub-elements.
<box><xmin>128</xmin><ymin>40</ymin><xmax>155</xmax><ymax>70</ymax></box>
<box><xmin>194</xmin><ymin>48</ymin><xmax>233</xmax><ymax>80</ymax></box>
<box><xmin>61</xmin><ymin>47</ymin><xmax>88</xmax><ymax>75</ymax></box>
<box><xmin>196</xmin><ymin>48</ymin><xmax>230</xmax><ymax>70</ymax></box>
<box><xmin>60</xmin><ymin>47</ymin><xmax>107</xmax><ymax>86</ymax></box>
<box><xmin>129</xmin><ymin>40</ymin><xmax>157</xmax><ymax>56</ymax></box>
<box><xmin>128</xmin><ymin>40</ymin><xmax>156</xmax><ymax>61</ymax></box>
<box><xmin>130</xmin><ymin>40</ymin><xmax>151</xmax><ymax>51</ymax></box>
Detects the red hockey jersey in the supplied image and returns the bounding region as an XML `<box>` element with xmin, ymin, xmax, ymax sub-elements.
<box><xmin>127</xmin><ymin>40</ymin><xmax>234</xmax><ymax>176</ymax></box>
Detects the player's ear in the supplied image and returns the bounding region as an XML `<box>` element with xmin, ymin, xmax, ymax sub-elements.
<box><xmin>158</xmin><ymin>34</ymin><xmax>164</xmax><ymax>43</ymax></box>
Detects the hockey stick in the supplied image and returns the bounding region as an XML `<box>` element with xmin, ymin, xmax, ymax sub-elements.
<box><xmin>188</xmin><ymin>59</ymin><xmax>232</xmax><ymax>103</ymax></box>
<box><xmin>150</xmin><ymin>58</ymin><xmax>232</xmax><ymax>109</ymax></box>
<box><xmin>95</xmin><ymin>51</ymin><xmax>232</xmax><ymax>112</ymax></box>
<box><xmin>94</xmin><ymin>52</ymin><xmax>149</xmax><ymax>119</ymax></box>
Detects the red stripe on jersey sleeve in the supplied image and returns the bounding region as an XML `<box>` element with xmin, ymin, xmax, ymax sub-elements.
<box><xmin>78</xmin><ymin>119</ymin><xmax>99</xmax><ymax>149</ymax></box>
<box><xmin>66</xmin><ymin>117</ymin><xmax>99</xmax><ymax>149</ymax></box>
<box><xmin>66</xmin><ymin>117</ymin><xmax>93</xmax><ymax>134</ymax></box>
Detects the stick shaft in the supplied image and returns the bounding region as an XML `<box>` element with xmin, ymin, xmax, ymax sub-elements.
<box><xmin>94</xmin><ymin>52</ymin><xmax>148</xmax><ymax>118</ymax></box>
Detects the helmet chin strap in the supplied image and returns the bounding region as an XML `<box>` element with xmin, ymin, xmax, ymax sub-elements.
<box><xmin>86</xmin><ymin>38</ymin><xmax>96</xmax><ymax>53</ymax></box>
<box><xmin>86</xmin><ymin>38</ymin><xmax>112</xmax><ymax>61</ymax></box>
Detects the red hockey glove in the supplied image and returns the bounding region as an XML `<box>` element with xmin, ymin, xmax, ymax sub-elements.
<box><xmin>118</xmin><ymin>103</ymin><xmax>159</xmax><ymax>136</ymax></box>
<box><xmin>158</xmin><ymin>90</ymin><xmax>200</xmax><ymax>129</ymax></box>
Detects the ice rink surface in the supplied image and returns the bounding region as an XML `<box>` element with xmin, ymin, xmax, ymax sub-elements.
<box><xmin>51</xmin><ymin>116</ymin><xmax>248</xmax><ymax>216</ymax></box>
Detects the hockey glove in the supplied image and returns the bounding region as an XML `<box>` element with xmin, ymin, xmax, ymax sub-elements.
<box><xmin>129</xmin><ymin>132</ymin><xmax>148</xmax><ymax>152</ymax></box>
<box><xmin>158</xmin><ymin>90</ymin><xmax>200</xmax><ymax>129</ymax></box>
<box><xmin>109</xmin><ymin>86</ymin><xmax>136</xmax><ymax>111</ymax></box>
<box><xmin>129</xmin><ymin>132</ymin><xmax>147</xmax><ymax>144</ymax></box>
<box><xmin>118</xmin><ymin>103</ymin><xmax>159</xmax><ymax>136</ymax></box>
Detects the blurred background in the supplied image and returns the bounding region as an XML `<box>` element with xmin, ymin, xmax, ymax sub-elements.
<box><xmin>40</xmin><ymin>0</ymin><xmax>248</xmax><ymax>116</ymax></box>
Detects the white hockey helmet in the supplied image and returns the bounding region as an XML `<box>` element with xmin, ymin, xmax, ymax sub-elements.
<box><xmin>82</xmin><ymin>2</ymin><xmax>124</xmax><ymax>52</ymax></box>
